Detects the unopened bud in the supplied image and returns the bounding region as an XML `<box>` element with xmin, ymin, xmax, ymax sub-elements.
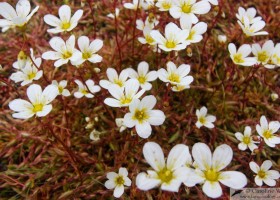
<box><xmin>94</xmin><ymin>67</ymin><xmax>100</xmax><ymax>73</ymax></box>
<box><xmin>218</xmin><ymin>34</ymin><xmax>227</xmax><ymax>43</ymax></box>
<box><xmin>271</xmin><ymin>93</ymin><xmax>279</xmax><ymax>101</ymax></box>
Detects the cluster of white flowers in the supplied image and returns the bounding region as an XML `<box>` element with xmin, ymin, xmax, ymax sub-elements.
<box><xmin>235</xmin><ymin>115</ymin><xmax>280</xmax><ymax>151</ymax></box>
<box><xmin>229</xmin><ymin>7</ymin><xmax>280</xmax><ymax>69</ymax></box>
<box><xmin>229</xmin><ymin>41</ymin><xmax>280</xmax><ymax>68</ymax></box>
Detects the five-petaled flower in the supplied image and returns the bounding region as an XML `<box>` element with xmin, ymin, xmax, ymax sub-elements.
<box><xmin>9</xmin><ymin>84</ymin><xmax>58</xmax><ymax>119</ymax></box>
<box><xmin>249</xmin><ymin>160</ymin><xmax>280</xmax><ymax>187</ymax></box>
<box><xmin>44</xmin><ymin>4</ymin><xmax>83</xmax><ymax>33</ymax></box>
<box><xmin>0</xmin><ymin>0</ymin><xmax>39</xmax><ymax>32</ymax></box>
<box><xmin>105</xmin><ymin>167</ymin><xmax>132</xmax><ymax>198</ymax></box>
<box><xmin>195</xmin><ymin>106</ymin><xmax>216</xmax><ymax>129</ymax></box>
<box><xmin>158</xmin><ymin>61</ymin><xmax>194</xmax><ymax>92</ymax></box>
<box><xmin>235</xmin><ymin>126</ymin><xmax>259</xmax><ymax>152</ymax></box>
<box><xmin>123</xmin><ymin>95</ymin><xmax>165</xmax><ymax>138</ymax></box>
<box><xmin>184</xmin><ymin>143</ymin><xmax>247</xmax><ymax>198</ymax></box>
<box><xmin>136</xmin><ymin>142</ymin><xmax>191</xmax><ymax>192</ymax></box>
<box><xmin>256</xmin><ymin>115</ymin><xmax>280</xmax><ymax>148</ymax></box>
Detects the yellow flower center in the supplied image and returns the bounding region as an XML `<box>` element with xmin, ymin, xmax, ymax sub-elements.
<box><xmin>233</xmin><ymin>53</ymin><xmax>244</xmax><ymax>63</ymax></box>
<box><xmin>199</xmin><ymin>116</ymin><xmax>206</xmax><ymax>124</ymax></box>
<box><xmin>33</xmin><ymin>103</ymin><xmax>43</xmax><ymax>112</ymax></box>
<box><xmin>165</xmin><ymin>40</ymin><xmax>176</xmax><ymax>49</ymax></box>
<box><xmin>58</xmin><ymin>86</ymin><xmax>64</xmax><ymax>94</ymax></box>
<box><xmin>82</xmin><ymin>51</ymin><xmax>92</xmax><ymax>60</ymax></box>
<box><xmin>242</xmin><ymin>136</ymin><xmax>251</xmax><ymax>145</ymax></box>
<box><xmin>114</xmin><ymin>79</ymin><xmax>123</xmax><ymax>87</ymax></box>
<box><xmin>257</xmin><ymin>51</ymin><xmax>269</xmax><ymax>63</ymax></box>
<box><xmin>182</xmin><ymin>3</ymin><xmax>192</xmax><ymax>13</ymax></box>
<box><xmin>157</xmin><ymin>167</ymin><xmax>174</xmax><ymax>184</ymax></box>
<box><xmin>138</xmin><ymin>76</ymin><xmax>146</xmax><ymax>84</ymax></box>
<box><xmin>61</xmin><ymin>21</ymin><xmax>71</xmax><ymax>30</ymax></box>
<box><xmin>145</xmin><ymin>35</ymin><xmax>155</xmax><ymax>44</ymax></box>
<box><xmin>28</xmin><ymin>72</ymin><xmax>36</xmax><ymax>80</ymax></box>
<box><xmin>162</xmin><ymin>2</ymin><xmax>172</xmax><ymax>10</ymax></box>
<box><xmin>263</xmin><ymin>130</ymin><xmax>272</xmax><ymax>139</ymax></box>
<box><xmin>18</xmin><ymin>51</ymin><xmax>27</xmax><ymax>61</ymax></box>
<box><xmin>168</xmin><ymin>73</ymin><xmax>180</xmax><ymax>83</ymax></box>
<box><xmin>62</xmin><ymin>51</ymin><xmax>73</xmax><ymax>59</ymax></box>
<box><xmin>115</xmin><ymin>175</ymin><xmax>125</xmax><ymax>185</ymax></box>
<box><xmin>120</xmin><ymin>97</ymin><xmax>132</xmax><ymax>105</ymax></box>
<box><xmin>133</xmin><ymin>109</ymin><xmax>148</xmax><ymax>123</ymax></box>
<box><xmin>204</xmin><ymin>169</ymin><xmax>220</xmax><ymax>182</ymax></box>
<box><xmin>187</xmin><ymin>30</ymin><xmax>195</xmax><ymax>40</ymax></box>
<box><xmin>81</xmin><ymin>89</ymin><xmax>88</xmax><ymax>95</ymax></box>
<box><xmin>257</xmin><ymin>170</ymin><xmax>266</xmax><ymax>179</ymax></box>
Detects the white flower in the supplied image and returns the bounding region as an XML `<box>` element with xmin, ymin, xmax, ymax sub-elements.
<box><xmin>138</xmin><ymin>27</ymin><xmax>157</xmax><ymax>46</ymax></box>
<box><xmin>43</xmin><ymin>5</ymin><xmax>83</xmax><ymax>33</ymax></box>
<box><xmin>42</xmin><ymin>35</ymin><xmax>79</xmax><ymax>67</ymax></box>
<box><xmin>105</xmin><ymin>167</ymin><xmax>132</xmax><ymax>198</ymax></box>
<box><xmin>115</xmin><ymin>118</ymin><xmax>127</xmax><ymax>133</ymax></box>
<box><xmin>249</xmin><ymin>160</ymin><xmax>280</xmax><ymax>186</ymax></box>
<box><xmin>271</xmin><ymin>93</ymin><xmax>279</xmax><ymax>101</ymax></box>
<box><xmin>107</xmin><ymin>8</ymin><xmax>120</xmax><ymax>19</ymax></box>
<box><xmin>71</xmin><ymin>36</ymin><xmax>103</xmax><ymax>66</ymax></box>
<box><xmin>237</xmin><ymin>16</ymin><xmax>268</xmax><ymax>37</ymax></box>
<box><xmin>99</xmin><ymin>68</ymin><xmax>129</xmax><ymax>89</ymax></box>
<box><xmin>123</xmin><ymin>95</ymin><xmax>165</xmax><ymax>138</ymax></box>
<box><xmin>89</xmin><ymin>129</ymin><xmax>101</xmax><ymax>141</ymax></box>
<box><xmin>51</xmin><ymin>80</ymin><xmax>70</xmax><ymax>97</ymax></box>
<box><xmin>236</xmin><ymin>7</ymin><xmax>262</xmax><ymax>24</ymax></box>
<box><xmin>155</xmin><ymin>0</ymin><xmax>175</xmax><ymax>11</ymax></box>
<box><xmin>217</xmin><ymin>34</ymin><xmax>227</xmax><ymax>43</ymax></box>
<box><xmin>136</xmin><ymin>142</ymin><xmax>191</xmax><ymax>192</ymax></box>
<box><xmin>124</xmin><ymin>0</ymin><xmax>148</xmax><ymax>10</ymax></box>
<box><xmin>195</xmin><ymin>106</ymin><xmax>216</xmax><ymax>129</ymax></box>
<box><xmin>10</xmin><ymin>61</ymin><xmax>43</xmax><ymax>86</ymax></box>
<box><xmin>136</xmin><ymin>16</ymin><xmax>159</xmax><ymax>31</ymax></box>
<box><xmin>150</xmin><ymin>22</ymin><xmax>189</xmax><ymax>52</ymax></box>
<box><xmin>252</xmin><ymin>40</ymin><xmax>275</xmax><ymax>69</ymax></box>
<box><xmin>228</xmin><ymin>43</ymin><xmax>257</xmax><ymax>66</ymax></box>
<box><xmin>235</xmin><ymin>126</ymin><xmax>259</xmax><ymax>151</ymax></box>
<box><xmin>184</xmin><ymin>143</ymin><xmax>247</xmax><ymax>198</ymax></box>
<box><xmin>74</xmin><ymin>79</ymin><xmax>101</xmax><ymax>98</ymax></box>
<box><xmin>9</xmin><ymin>84</ymin><xmax>58</xmax><ymax>119</ymax></box>
<box><xmin>0</xmin><ymin>0</ymin><xmax>39</xmax><ymax>32</ymax></box>
<box><xmin>158</xmin><ymin>61</ymin><xmax>194</xmax><ymax>92</ymax></box>
<box><xmin>104</xmin><ymin>79</ymin><xmax>145</xmax><ymax>107</ymax></box>
<box><xmin>180</xmin><ymin>17</ymin><xmax>207</xmax><ymax>44</ymax></box>
<box><xmin>271</xmin><ymin>43</ymin><xmax>280</xmax><ymax>67</ymax></box>
<box><xmin>126</xmin><ymin>61</ymin><xmax>157</xmax><ymax>91</ymax></box>
<box><xmin>256</xmin><ymin>115</ymin><xmax>280</xmax><ymax>148</ymax></box>
<box><xmin>169</xmin><ymin>0</ymin><xmax>211</xmax><ymax>24</ymax></box>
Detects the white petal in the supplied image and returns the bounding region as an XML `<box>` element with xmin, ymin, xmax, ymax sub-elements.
<box><xmin>27</xmin><ymin>84</ymin><xmax>42</xmax><ymax>104</ymax></box>
<box><xmin>192</xmin><ymin>1</ymin><xmax>211</xmax><ymax>15</ymax></box>
<box><xmin>42</xmin><ymin>51</ymin><xmax>61</xmax><ymax>60</ymax></box>
<box><xmin>249</xmin><ymin>161</ymin><xmax>260</xmax><ymax>173</ymax></box>
<box><xmin>70</xmin><ymin>9</ymin><xmax>83</xmax><ymax>24</ymax></box>
<box><xmin>89</xmin><ymin>39</ymin><xmax>103</xmax><ymax>53</ymax></box>
<box><xmin>139</xmin><ymin>95</ymin><xmax>156</xmax><ymax>110</ymax></box>
<box><xmin>9</xmin><ymin>99</ymin><xmax>32</xmax><ymax>112</ymax></box>
<box><xmin>123</xmin><ymin>113</ymin><xmax>136</xmax><ymax>128</ymax></box>
<box><xmin>147</xmin><ymin>110</ymin><xmax>165</xmax><ymax>126</ymax></box>
<box><xmin>263</xmin><ymin>178</ymin><xmax>276</xmax><ymax>187</ymax></box>
<box><xmin>228</xmin><ymin>43</ymin><xmax>237</xmax><ymax>55</ymax></box>
<box><xmin>0</xmin><ymin>2</ymin><xmax>17</xmax><ymax>20</ymax></box>
<box><xmin>143</xmin><ymin>142</ymin><xmax>165</xmax><ymax>171</ymax></box>
<box><xmin>192</xmin><ymin>143</ymin><xmax>212</xmax><ymax>170</ymax></box>
<box><xmin>104</xmin><ymin>98</ymin><xmax>121</xmax><ymax>107</ymax></box>
<box><xmin>42</xmin><ymin>85</ymin><xmax>58</xmax><ymax>104</ymax></box>
<box><xmin>78</xmin><ymin>36</ymin><xmax>89</xmax><ymax>52</ymax></box>
<box><xmin>167</xmin><ymin>144</ymin><xmax>191</xmax><ymax>170</ymax></box>
<box><xmin>150</xmin><ymin>30</ymin><xmax>166</xmax><ymax>45</ymax></box>
<box><xmin>260</xmin><ymin>160</ymin><xmax>272</xmax><ymax>171</ymax></box>
<box><xmin>113</xmin><ymin>185</ymin><xmax>124</xmax><ymax>198</ymax></box>
<box><xmin>12</xmin><ymin>110</ymin><xmax>34</xmax><ymax>119</ymax></box>
<box><xmin>183</xmin><ymin>169</ymin><xmax>205</xmax><ymax>187</ymax></box>
<box><xmin>59</xmin><ymin>5</ymin><xmax>71</xmax><ymax>22</ymax></box>
<box><xmin>54</xmin><ymin>59</ymin><xmax>68</xmax><ymax>67</ymax></box>
<box><xmin>136</xmin><ymin>172</ymin><xmax>161</xmax><ymax>191</ymax></box>
<box><xmin>161</xmin><ymin>179</ymin><xmax>181</xmax><ymax>192</ymax></box>
<box><xmin>49</xmin><ymin>37</ymin><xmax>66</xmax><ymax>53</ymax></box>
<box><xmin>235</xmin><ymin>132</ymin><xmax>243</xmax><ymax>141</ymax></box>
<box><xmin>105</xmin><ymin>179</ymin><xmax>116</xmax><ymax>189</ymax></box>
<box><xmin>238</xmin><ymin>44</ymin><xmax>252</xmax><ymax>57</ymax></box>
<box><xmin>44</xmin><ymin>14</ymin><xmax>61</xmax><ymax>26</ymax></box>
<box><xmin>212</xmin><ymin>144</ymin><xmax>232</xmax><ymax>171</ymax></box>
<box><xmin>136</xmin><ymin>122</ymin><xmax>152</xmax><ymax>138</ymax></box>
<box><xmin>219</xmin><ymin>171</ymin><xmax>247</xmax><ymax>189</ymax></box>
<box><xmin>202</xmin><ymin>181</ymin><xmax>222</xmax><ymax>198</ymax></box>
<box><xmin>16</xmin><ymin>0</ymin><xmax>31</xmax><ymax>18</ymax></box>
